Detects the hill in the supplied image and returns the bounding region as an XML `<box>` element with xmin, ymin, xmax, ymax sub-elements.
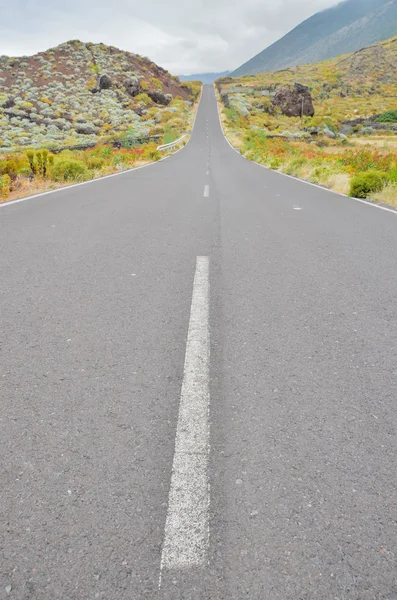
<box><xmin>218</xmin><ymin>35</ymin><xmax>397</xmax><ymax>204</ymax></box>
<box><xmin>179</xmin><ymin>71</ymin><xmax>230</xmax><ymax>84</ymax></box>
<box><xmin>0</xmin><ymin>40</ymin><xmax>199</xmax><ymax>150</ymax></box>
<box><xmin>232</xmin><ymin>0</ymin><xmax>397</xmax><ymax>76</ymax></box>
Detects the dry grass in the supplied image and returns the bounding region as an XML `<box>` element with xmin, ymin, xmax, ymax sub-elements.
<box><xmin>3</xmin><ymin>178</ymin><xmax>65</xmax><ymax>202</ymax></box>
<box><xmin>326</xmin><ymin>173</ymin><xmax>350</xmax><ymax>195</ymax></box>
<box><xmin>226</xmin><ymin>129</ymin><xmax>244</xmax><ymax>150</ymax></box>
<box><xmin>370</xmin><ymin>183</ymin><xmax>397</xmax><ymax>208</ymax></box>
<box><xmin>352</xmin><ymin>137</ymin><xmax>397</xmax><ymax>149</ymax></box>
<box><xmin>1</xmin><ymin>159</ymin><xmax>153</xmax><ymax>203</ymax></box>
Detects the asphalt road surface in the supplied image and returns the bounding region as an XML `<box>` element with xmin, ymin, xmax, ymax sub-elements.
<box><xmin>1</xmin><ymin>85</ymin><xmax>397</xmax><ymax>600</ymax></box>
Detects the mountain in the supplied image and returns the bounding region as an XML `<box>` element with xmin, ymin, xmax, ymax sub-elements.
<box><xmin>179</xmin><ymin>71</ymin><xmax>230</xmax><ymax>84</ymax></box>
<box><xmin>231</xmin><ymin>0</ymin><xmax>397</xmax><ymax>76</ymax></box>
<box><xmin>0</xmin><ymin>40</ymin><xmax>198</xmax><ymax>149</ymax></box>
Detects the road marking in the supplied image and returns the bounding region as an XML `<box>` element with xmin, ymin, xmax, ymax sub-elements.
<box><xmin>159</xmin><ymin>256</ymin><xmax>210</xmax><ymax>584</ymax></box>
<box><xmin>293</xmin><ymin>206</ymin><xmax>303</xmax><ymax>211</ymax></box>
<box><xmin>204</xmin><ymin>185</ymin><xmax>210</xmax><ymax>197</ymax></box>
<box><xmin>206</xmin><ymin>170</ymin><xmax>209</xmax><ymax>176</ymax></box>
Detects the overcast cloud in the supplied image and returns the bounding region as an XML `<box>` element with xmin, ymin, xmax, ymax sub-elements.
<box><xmin>0</xmin><ymin>0</ymin><xmax>338</xmax><ymax>74</ymax></box>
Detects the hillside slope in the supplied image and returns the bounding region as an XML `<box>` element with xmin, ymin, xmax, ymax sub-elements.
<box><xmin>232</xmin><ymin>0</ymin><xmax>397</xmax><ymax>76</ymax></box>
<box><xmin>218</xmin><ymin>35</ymin><xmax>397</xmax><ymax>202</ymax></box>
<box><xmin>0</xmin><ymin>40</ymin><xmax>198</xmax><ymax>149</ymax></box>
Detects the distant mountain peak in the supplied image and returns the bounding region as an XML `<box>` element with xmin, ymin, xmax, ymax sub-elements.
<box><xmin>232</xmin><ymin>0</ymin><xmax>397</xmax><ymax>76</ymax></box>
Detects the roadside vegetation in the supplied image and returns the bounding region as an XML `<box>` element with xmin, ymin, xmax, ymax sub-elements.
<box><xmin>217</xmin><ymin>36</ymin><xmax>397</xmax><ymax>208</ymax></box>
<box><xmin>0</xmin><ymin>90</ymin><xmax>201</xmax><ymax>202</ymax></box>
<box><xmin>0</xmin><ymin>40</ymin><xmax>201</xmax><ymax>202</ymax></box>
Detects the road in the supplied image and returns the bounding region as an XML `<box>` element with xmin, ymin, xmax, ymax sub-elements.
<box><xmin>1</xmin><ymin>84</ymin><xmax>397</xmax><ymax>600</ymax></box>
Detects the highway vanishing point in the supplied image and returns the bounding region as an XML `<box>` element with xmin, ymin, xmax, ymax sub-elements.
<box><xmin>1</xmin><ymin>85</ymin><xmax>397</xmax><ymax>599</ymax></box>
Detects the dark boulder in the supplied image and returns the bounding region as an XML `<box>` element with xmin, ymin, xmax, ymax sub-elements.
<box><xmin>2</xmin><ymin>97</ymin><xmax>15</xmax><ymax>109</ymax></box>
<box><xmin>272</xmin><ymin>83</ymin><xmax>315</xmax><ymax>117</ymax></box>
<box><xmin>99</xmin><ymin>74</ymin><xmax>112</xmax><ymax>90</ymax></box>
<box><xmin>220</xmin><ymin>89</ymin><xmax>230</xmax><ymax>108</ymax></box>
<box><xmin>147</xmin><ymin>89</ymin><xmax>171</xmax><ymax>105</ymax></box>
<box><xmin>125</xmin><ymin>76</ymin><xmax>140</xmax><ymax>97</ymax></box>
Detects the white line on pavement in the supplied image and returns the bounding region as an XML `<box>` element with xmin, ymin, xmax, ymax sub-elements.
<box><xmin>204</xmin><ymin>185</ymin><xmax>210</xmax><ymax>197</ymax></box>
<box><xmin>159</xmin><ymin>256</ymin><xmax>210</xmax><ymax>584</ymax></box>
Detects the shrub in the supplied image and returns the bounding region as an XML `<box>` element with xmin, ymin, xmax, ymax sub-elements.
<box><xmin>150</xmin><ymin>77</ymin><xmax>163</xmax><ymax>90</ymax></box>
<box><xmin>0</xmin><ymin>159</ymin><xmax>18</xmax><ymax>178</ymax></box>
<box><xmin>0</xmin><ymin>174</ymin><xmax>11</xmax><ymax>198</ymax></box>
<box><xmin>135</xmin><ymin>93</ymin><xmax>152</xmax><ymax>106</ymax></box>
<box><xmin>377</xmin><ymin>110</ymin><xmax>397</xmax><ymax>124</ymax></box>
<box><xmin>349</xmin><ymin>171</ymin><xmax>389</xmax><ymax>198</ymax></box>
<box><xmin>84</xmin><ymin>156</ymin><xmax>105</xmax><ymax>170</ymax></box>
<box><xmin>121</xmin><ymin>129</ymin><xmax>138</xmax><ymax>149</ymax></box>
<box><xmin>51</xmin><ymin>159</ymin><xmax>89</xmax><ymax>182</ymax></box>
<box><xmin>142</xmin><ymin>146</ymin><xmax>161</xmax><ymax>161</ymax></box>
<box><xmin>26</xmin><ymin>149</ymin><xmax>54</xmax><ymax>177</ymax></box>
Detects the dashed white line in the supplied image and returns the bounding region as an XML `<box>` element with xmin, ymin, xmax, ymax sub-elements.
<box><xmin>204</xmin><ymin>185</ymin><xmax>210</xmax><ymax>197</ymax></box>
<box><xmin>159</xmin><ymin>256</ymin><xmax>210</xmax><ymax>584</ymax></box>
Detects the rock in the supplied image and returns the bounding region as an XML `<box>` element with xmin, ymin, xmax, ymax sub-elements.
<box><xmin>147</xmin><ymin>90</ymin><xmax>171</xmax><ymax>105</ymax></box>
<box><xmin>307</xmin><ymin>126</ymin><xmax>321</xmax><ymax>136</ymax></box>
<box><xmin>361</xmin><ymin>127</ymin><xmax>376</xmax><ymax>135</ymax></box>
<box><xmin>125</xmin><ymin>76</ymin><xmax>140</xmax><ymax>97</ymax></box>
<box><xmin>340</xmin><ymin>125</ymin><xmax>353</xmax><ymax>135</ymax></box>
<box><xmin>75</xmin><ymin>123</ymin><xmax>97</xmax><ymax>135</ymax></box>
<box><xmin>280</xmin><ymin>130</ymin><xmax>294</xmax><ymax>138</ymax></box>
<box><xmin>5</xmin><ymin>585</ymin><xmax>12</xmax><ymax>594</ymax></box>
<box><xmin>338</xmin><ymin>133</ymin><xmax>348</xmax><ymax>140</ymax></box>
<box><xmin>2</xmin><ymin>98</ymin><xmax>15</xmax><ymax>109</ymax></box>
<box><xmin>99</xmin><ymin>74</ymin><xmax>112</xmax><ymax>90</ymax></box>
<box><xmin>220</xmin><ymin>90</ymin><xmax>230</xmax><ymax>108</ymax></box>
<box><xmin>90</xmin><ymin>87</ymin><xmax>99</xmax><ymax>94</ymax></box>
<box><xmin>272</xmin><ymin>82</ymin><xmax>315</xmax><ymax>117</ymax></box>
<box><xmin>323</xmin><ymin>126</ymin><xmax>336</xmax><ymax>138</ymax></box>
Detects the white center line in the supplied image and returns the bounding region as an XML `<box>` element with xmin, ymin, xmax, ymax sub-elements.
<box><xmin>204</xmin><ymin>185</ymin><xmax>210</xmax><ymax>197</ymax></box>
<box><xmin>159</xmin><ymin>257</ymin><xmax>210</xmax><ymax>585</ymax></box>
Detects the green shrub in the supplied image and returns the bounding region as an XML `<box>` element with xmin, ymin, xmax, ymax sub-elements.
<box><xmin>349</xmin><ymin>171</ymin><xmax>389</xmax><ymax>198</ymax></box>
<box><xmin>51</xmin><ymin>159</ymin><xmax>89</xmax><ymax>182</ymax></box>
<box><xmin>85</xmin><ymin>156</ymin><xmax>105</xmax><ymax>170</ymax></box>
<box><xmin>121</xmin><ymin>129</ymin><xmax>138</xmax><ymax>149</ymax></box>
<box><xmin>25</xmin><ymin>149</ymin><xmax>54</xmax><ymax>177</ymax></box>
<box><xmin>284</xmin><ymin>157</ymin><xmax>307</xmax><ymax>175</ymax></box>
<box><xmin>135</xmin><ymin>93</ymin><xmax>152</xmax><ymax>106</ymax></box>
<box><xmin>377</xmin><ymin>110</ymin><xmax>397</xmax><ymax>123</ymax></box>
<box><xmin>0</xmin><ymin>174</ymin><xmax>11</xmax><ymax>198</ymax></box>
<box><xmin>142</xmin><ymin>147</ymin><xmax>161</xmax><ymax>161</ymax></box>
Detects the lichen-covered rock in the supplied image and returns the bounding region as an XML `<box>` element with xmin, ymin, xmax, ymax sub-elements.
<box><xmin>125</xmin><ymin>76</ymin><xmax>140</xmax><ymax>97</ymax></box>
<box><xmin>99</xmin><ymin>74</ymin><xmax>112</xmax><ymax>90</ymax></box>
<box><xmin>323</xmin><ymin>126</ymin><xmax>336</xmax><ymax>138</ymax></box>
<box><xmin>272</xmin><ymin>83</ymin><xmax>315</xmax><ymax>117</ymax></box>
<box><xmin>220</xmin><ymin>90</ymin><xmax>230</xmax><ymax>108</ymax></box>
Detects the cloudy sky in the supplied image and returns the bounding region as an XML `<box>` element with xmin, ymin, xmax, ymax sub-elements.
<box><xmin>1</xmin><ymin>0</ymin><xmax>338</xmax><ymax>74</ymax></box>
